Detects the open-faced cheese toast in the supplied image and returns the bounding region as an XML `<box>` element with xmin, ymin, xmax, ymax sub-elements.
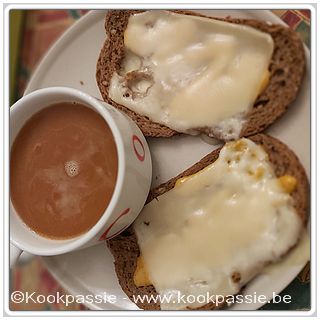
<box><xmin>97</xmin><ymin>10</ymin><xmax>305</xmax><ymax>140</ymax></box>
<box><xmin>107</xmin><ymin>134</ymin><xmax>309</xmax><ymax>310</ymax></box>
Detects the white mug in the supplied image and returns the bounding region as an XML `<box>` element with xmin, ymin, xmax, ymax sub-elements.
<box><xmin>10</xmin><ymin>87</ymin><xmax>152</xmax><ymax>266</ymax></box>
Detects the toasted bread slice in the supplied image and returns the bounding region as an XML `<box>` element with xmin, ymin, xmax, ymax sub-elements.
<box><xmin>107</xmin><ymin>134</ymin><xmax>309</xmax><ymax>310</ymax></box>
<box><xmin>96</xmin><ymin>10</ymin><xmax>306</xmax><ymax>139</ymax></box>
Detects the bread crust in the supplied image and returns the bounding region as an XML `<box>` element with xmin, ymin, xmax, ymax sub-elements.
<box><xmin>107</xmin><ymin>133</ymin><xmax>309</xmax><ymax>310</ymax></box>
<box><xmin>96</xmin><ymin>10</ymin><xmax>306</xmax><ymax>139</ymax></box>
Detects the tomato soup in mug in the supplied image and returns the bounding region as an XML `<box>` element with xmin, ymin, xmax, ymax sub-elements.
<box><xmin>10</xmin><ymin>102</ymin><xmax>118</xmax><ymax>239</ymax></box>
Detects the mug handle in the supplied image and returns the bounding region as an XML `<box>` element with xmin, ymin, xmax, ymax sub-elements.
<box><xmin>10</xmin><ymin>243</ymin><xmax>22</xmax><ymax>268</ymax></box>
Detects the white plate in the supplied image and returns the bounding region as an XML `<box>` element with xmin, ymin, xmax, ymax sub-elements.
<box><xmin>25</xmin><ymin>10</ymin><xmax>310</xmax><ymax>311</ymax></box>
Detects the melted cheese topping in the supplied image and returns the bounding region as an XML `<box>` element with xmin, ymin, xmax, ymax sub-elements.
<box><xmin>133</xmin><ymin>138</ymin><xmax>302</xmax><ymax>310</ymax></box>
<box><xmin>109</xmin><ymin>11</ymin><xmax>274</xmax><ymax>139</ymax></box>
<box><xmin>134</xmin><ymin>256</ymin><xmax>152</xmax><ymax>287</ymax></box>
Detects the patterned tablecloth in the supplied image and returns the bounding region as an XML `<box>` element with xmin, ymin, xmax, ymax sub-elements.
<box><xmin>10</xmin><ymin>9</ymin><xmax>310</xmax><ymax>311</ymax></box>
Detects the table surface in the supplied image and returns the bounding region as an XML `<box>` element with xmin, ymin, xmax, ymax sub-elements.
<box><xmin>10</xmin><ymin>9</ymin><xmax>310</xmax><ymax>311</ymax></box>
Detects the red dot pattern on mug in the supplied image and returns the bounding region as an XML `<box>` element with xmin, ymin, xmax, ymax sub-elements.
<box><xmin>98</xmin><ymin>208</ymin><xmax>130</xmax><ymax>241</ymax></box>
<box><xmin>132</xmin><ymin>134</ymin><xmax>145</xmax><ymax>162</ymax></box>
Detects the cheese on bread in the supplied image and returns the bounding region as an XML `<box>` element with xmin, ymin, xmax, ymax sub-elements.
<box><xmin>109</xmin><ymin>11</ymin><xmax>274</xmax><ymax>139</ymax></box>
<box><xmin>133</xmin><ymin>138</ymin><xmax>302</xmax><ymax>310</ymax></box>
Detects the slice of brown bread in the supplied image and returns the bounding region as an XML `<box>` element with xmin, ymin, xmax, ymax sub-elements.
<box><xmin>107</xmin><ymin>133</ymin><xmax>309</xmax><ymax>310</ymax></box>
<box><xmin>96</xmin><ymin>10</ymin><xmax>306</xmax><ymax>139</ymax></box>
